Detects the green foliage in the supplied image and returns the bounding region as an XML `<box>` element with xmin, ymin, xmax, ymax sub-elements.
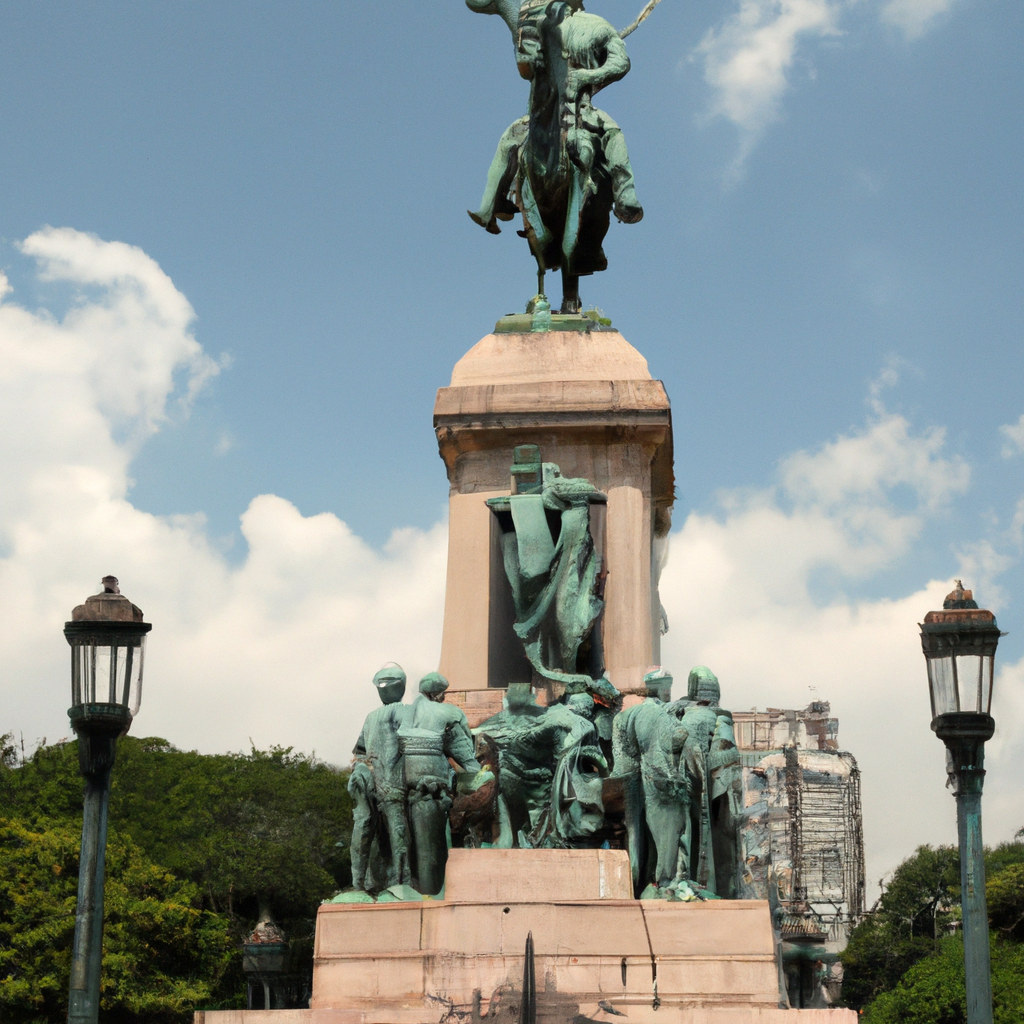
<box><xmin>0</xmin><ymin>733</ymin><xmax>354</xmax><ymax>1021</ymax></box>
<box><xmin>109</xmin><ymin>738</ymin><xmax>353</xmax><ymax>926</ymax></box>
<box><xmin>985</xmin><ymin>839</ymin><xmax>1024</xmax><ymax>881</ymax></box>
<box><xmin>863</xmin><ymin>936</ymin><xmax>1024</xmax><ymax>1024</ymax></box>
<box><xmin>987</xmin><ymin>863</ymin><xmax>1024</xmax><ymax>942</ymax></box>
<box><xmin>879</xmin><ymin>844</ymin><xmax>961</xmax><ymax>938</ymax></box>
<box><xmin>0</xmin><ymin>731</ymin><xmax>17</xmax><ymax>768</ymax></box>
<box><xmin>984</xmin><ymin>839</ymin><xmax>1024</xmax><ymax>944</ymax></box>
<box><xmin>839</xmin><ymin>916</ymin><xmax>937</xmax><ymax>1009</ymax></box>
<box><xmin>843</xmin><ymin>841</ymin><xmax>1024</xmax><ymax>1017</ymax></box>
<box><xmin>0</xmin><ymin>818</ymin><xmax>234</xmax><ymax>1023</ymax></box>
<box><xmin>840</xmin><ymin>844</ymin><xmax>960</xmax><ymax>1010</ymax></box>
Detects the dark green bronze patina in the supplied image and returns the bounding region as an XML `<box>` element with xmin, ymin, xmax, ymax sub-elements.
<box><xmin>487</xmin><ymin>462</ymin><xmax>607</xmax><ymax>688</ymax></box>
<box><xmin>471</xmin><ymin>682</ymin><xmax>610</xmax><ymax>848</ymax></box>
<box><xmin>494</xmin><ymin>309</ymin><xmax>613</xmax><ymax>333</ymax></box>
<box><xmin>348</xmin><ymin>667</ymin><xmax>487</xmax><ymax>898</ymax></box>
<box><xmin>343</xmin><ymin>660</ymin><xmax>743</xmax><ymax>899</ymax></box>
<box><xmin>466</xmin><ymin>1</ymin><xmax>644</xmax><ymax>314</ymax></box>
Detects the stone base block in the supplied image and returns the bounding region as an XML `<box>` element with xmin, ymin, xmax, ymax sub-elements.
<box><xmin>311</xmin><ymin>899</ymin><xmax>781</xmax><ymax>1010</ymax></box>
<box><xmin>197</xmin><ymin>1006</ymin><xmax>855</xmax><ymax>1023</ymax></box>
<box><xmin>443</xmin><ymin>848</ymin><xmax>631</xmax><ymax>902</ymax></box>
<box><xmin>196</xmin><ymin>851</ymin><xmax>856</xmax><ymax>1024</ymax></box>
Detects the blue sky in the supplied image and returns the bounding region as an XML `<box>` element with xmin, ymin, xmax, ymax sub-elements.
<box><xmin>1</xmin><ymin>1</ymin><xmax>1022</xmax><ymax>887</ymax></box>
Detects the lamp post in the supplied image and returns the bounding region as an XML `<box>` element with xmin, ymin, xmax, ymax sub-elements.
<box><xmin>63</xmin><ymin>576</ymin><xmax>151</xmax><ymax>1024</ymax></box>
<box><xmin>919</xmin><ymin>580</ymin><xmax>1001</xmax><ymax>1024</ymax></box>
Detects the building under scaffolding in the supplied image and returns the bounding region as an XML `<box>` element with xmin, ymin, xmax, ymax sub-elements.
<box><xmin>733</xmin><ymin>702</ymin><xmax>866</xmax><ymax>1008</ymax></box>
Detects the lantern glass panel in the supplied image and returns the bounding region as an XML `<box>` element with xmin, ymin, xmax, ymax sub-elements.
<box><xmin>927</xmin><ymin>655</ymin><xmax>958</xmax><ymax>717</ymax></box>
<box><xmin>70</xmin><ymin>637</ymin><xmax>146</xmax><ymax>714</ymax></box>
<box><xmin>130</xmin><ymin>638</ymin><xmax>145</xmax><ymax>716</ymax></box>
<box><xmin>956</xmin><ymin>654</ymin><xmax>984</xmax><ymax>714</ymax></box>
<box><xmin>980</xmin><ymin>654</ymin><xmax>994</xmax><ymax>716</ymax></box>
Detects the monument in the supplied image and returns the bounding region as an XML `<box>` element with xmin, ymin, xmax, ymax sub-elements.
<box><xmin>195</xmin><ymin>3</ymin><xmax>856</xmax><ymax>1020</ymax></box>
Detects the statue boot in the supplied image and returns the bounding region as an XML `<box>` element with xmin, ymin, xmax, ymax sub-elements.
<box><xmin>604</xmin><ymin>128</ymin><xmax>643</xmax><ymax>224</ymax></box>
<box><xmin>469</xmin><ymin>117</ymin><xmax>528</xmax><ymax>233</ymax></box>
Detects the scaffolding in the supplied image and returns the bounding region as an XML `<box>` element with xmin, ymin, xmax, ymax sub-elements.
<box><xmin>734</xmin><ymin>702</ymin><xmax>866</xmax><ymax>951</ymax></box>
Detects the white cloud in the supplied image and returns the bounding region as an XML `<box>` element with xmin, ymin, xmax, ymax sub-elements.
<box><xmin>1000</xmin><ymin>413</ymin><xmax>1024</xmax><ymax>458</ymax></box>
<box><xmin>0</xmin><ymin>228</ymin><xmax>447</xmax><ymax>769</ymax></box>
<box><xmin>15</xmin><ymin>228</ymin><xmax>221</xmax><ymax>441</ymax></box>
<box><xmin>880</xmin><ymin>0</ymin><xmax>961</xmax><ymax>39</ymax></box>
<box><xmin>694</xmin><ymin>0</ymin><xmax>845</xmax><ymax>172</ymax></box>
<box><xmin>694</xmin><ymin>0</ymin><xmax>967</xmax><ymax>172</ymax></box>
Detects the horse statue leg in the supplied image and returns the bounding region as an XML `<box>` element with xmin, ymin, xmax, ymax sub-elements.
<box><xmin>560</xmin><ymin>270</ymin><xmax>581</xmax><ymax>314</ymax></box>
<box><xmin>526</xmin><ymin>266</ymin><xmax>548</xmax><ymax>315</ymax></box>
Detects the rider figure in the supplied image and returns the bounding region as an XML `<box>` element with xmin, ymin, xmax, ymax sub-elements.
<box><xmin>469</xmin><ymin>1</ymin><xmax>643</xmax><ymax>235</ymax></box>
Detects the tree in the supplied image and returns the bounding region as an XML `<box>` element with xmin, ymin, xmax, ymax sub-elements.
<box><xmin>878</xmin><ymin>844</ymin><xmax>961</xmax><ymax>939</ymax></box>
<box><xmin>0</xmin><ymin>818</ymin><xmax>235</xmax><ymax>1023</ymax></box>
<box><xmin>843</xmin><ymin>841</ymin><xmax>1024</xmax><ymax>1016</ymax></box>
<box><xmin>863</xmin><ymin>936</ymin><xmax>1024</xmax><ymax>1024</ymax></box>
<box><xmin>0</xmin><ymin>733</ymin><xmax>354</xmax><ymax>1019</ymax></box>
<box><xmin>986</xmin><ymin>842</ymin><xmax>1024</xmax><ymax>943</ymax></box>
<box><xmin>840</xmin><ymin>916</ymin><xmax>937</xmax><ymax>1010</ymax></box>
<box><xmin>840</xmin><ymin>844</ymin><xmax>960</xmax><ymax>1010</ymax></box>
<box><xmin>2</xmin><ymin>735</ymin><xmax>353</xmax><ymax>926</ymax></box>
<box><xmin>107</xmin><ymin>738</ymin><xmax>353</xmax><ymax>931</ymax></box>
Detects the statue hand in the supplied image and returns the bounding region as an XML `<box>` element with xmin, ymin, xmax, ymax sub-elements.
<box><xmin>565</xmin><ymin>69</ymin><xmax>593</xmax><ymax>104</ymax></box>
<box><xmin>565</xmin><ymin>69</ymin><xmax>580</xmax><ymax>102</ymax></box>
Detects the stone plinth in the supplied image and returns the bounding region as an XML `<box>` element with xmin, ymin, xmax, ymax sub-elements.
<box><xmin>442</xmin><ymin>847</ymin><xmax>632</xmax><ymax>901</ymax></box>
<box><xmin>195</xmin><ymin>850</ymin><xmax>855</xmax><ymax>1024</ymax></box>
<box><xmin>198</xmin><ymin>1011</ymin><xmax>853</xmax><ymax>1023</ymax></box>
<box><xmin>311</xmin><ymin>898</ymin><xmax>781</xmax><ymax>1012</ymax></box>
<box><xmin>434</xmin><ymin>329</ymin><xmax>674</xmax><ymax>698</ymax></box>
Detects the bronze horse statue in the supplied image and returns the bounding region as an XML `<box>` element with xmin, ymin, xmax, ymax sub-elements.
<box><xmin>467</xmin><ymin>1</ymin><xmax>643</xmax><ymax>313</ymax></box>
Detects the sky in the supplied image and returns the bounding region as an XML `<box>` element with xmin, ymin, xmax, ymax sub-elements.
<box><xmin>0</xmin><ymin>1</ymin><xmax>1021</xmax><ymax>895</ymax></box>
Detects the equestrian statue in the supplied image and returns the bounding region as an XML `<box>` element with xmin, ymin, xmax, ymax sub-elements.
<box><xmin>466</xmin><ymin>0</ymin><xmax>659</xmax><ymax>313</ymax></box>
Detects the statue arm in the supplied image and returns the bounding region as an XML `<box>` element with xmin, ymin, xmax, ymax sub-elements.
<box><xmin>445</xmin><ymin>720</ymin><xmax>483</xmax><ymax>773</ymax></box>
<box><xmin>353</xmin><ymin>726</ymin><xmax>367</xmax><ymax>759</ymax></box>
<box><xmin>570</xmin><ymin>27</ymin><xmax>630</xmax><ymax>100</ymax></box>
<box><xmin>560</xmin><ymin>713</ymin><xmax>595</xmax><ymax>753</ymax></box>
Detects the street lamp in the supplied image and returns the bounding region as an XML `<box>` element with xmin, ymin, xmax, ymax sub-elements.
<box><xmin>919</xmin><ymin>580</ymin><xmax>1002</xmax><ymax>1024</ymax></box>
<box><xmin>63</xmin><ymin>576</ymin><xmax>151</xmax><ymax>1024</ymax></box>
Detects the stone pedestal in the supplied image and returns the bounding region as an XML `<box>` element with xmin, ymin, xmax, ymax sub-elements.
<box><xmin>433</xmin><ymin>327</ymin><xmax>674</xmax><ymax>712</ymax></box>
<box><xmin>195</xmin><ymin>850</ymin><xmax>855</xmax><ymax>1024</ymax></box>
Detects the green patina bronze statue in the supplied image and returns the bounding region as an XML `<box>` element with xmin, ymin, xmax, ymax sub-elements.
<box><xmin>344</xmin><ymin>661</ymin><xmax>742</xmax><ymax>900</ymax></box>
<box><xmin>466</xmin><ymin>0</ymin><xmax>645</xmax><ymax>313</ymax></box>
<box><xmin>348</xmin><ymin>664</ymin><xmax>412</xmax><ymax>892</ymax></box>
<box><xmin>669</xmin><ymin>667</ymin><xmax>743</xmax><ymax>899</ymax></box>
<box><xmin>398</xmin><ymin>672</ymin><xmax>482</xmax><ymax>895</ymax></box>
<box><xmin>488</xmin><ymin>459</ymin><xmax>607</xmax><ymax>687</ymax></box>
<box><xmin>612</xmin><ymin>678</ymin><xmax>690</xmax><ymax>892</ymax></box>
<box><xmin>345</xmin><ymin>443</ymin><xmax>740</xmax><ymax>901</ymax></box>
<box><xmin>474</xmin><ymin>682</ymin><xmax>608</xmax><ymax>848</ymax></box>
<box><xmin>611</xmin><ymin>666</ymin><xmax>743</xmax><ymax>900</ymax></box>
